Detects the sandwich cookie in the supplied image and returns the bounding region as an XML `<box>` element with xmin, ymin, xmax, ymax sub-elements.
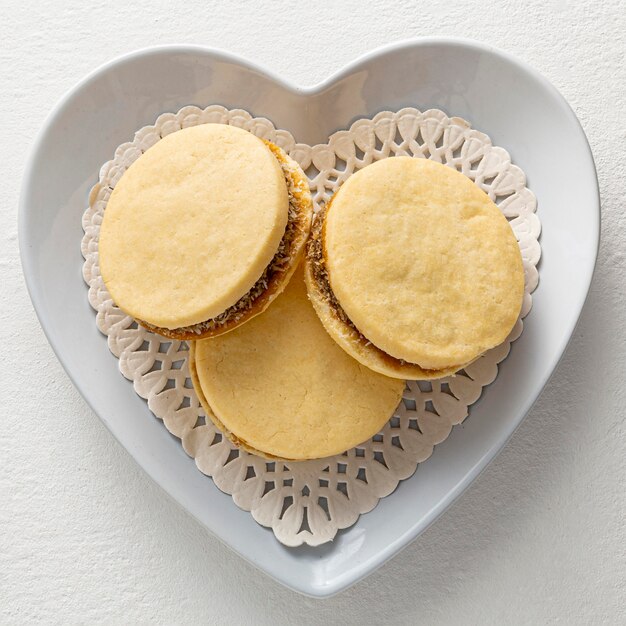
<box><xmin>305</xmin><ymin>157</ymin><xmax>524</xmax><ymax>380</ymax></box>
<box><xmin>99</xmin><ymin>123</ymin><xmax>312</xmax><ymax>339</ymax></box>
<box><xmin>190</xmin><ymin>266</ymin><xmax>404</xmax><ymax>461</ymax></box>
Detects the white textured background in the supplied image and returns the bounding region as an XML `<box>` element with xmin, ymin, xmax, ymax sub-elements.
<box><xmin>2</xmin><ymin>1</ymin><xmax>625</xmax><ymax>623</ymax></box>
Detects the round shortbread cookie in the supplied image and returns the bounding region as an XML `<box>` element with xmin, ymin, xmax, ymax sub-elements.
<box><xmin>99</xmin><ymin>123</ymin><xmax>289</xmax><ymax>330</ymax></box>
<box><xmin>190</xmin><ymin>266</ymin><xmax>404</xmax><ymax>460</ymax></box>
<box><xmin>323</xmin><ymin>157</ymin><xmax>524</xmax><ymax>371</ymax></box>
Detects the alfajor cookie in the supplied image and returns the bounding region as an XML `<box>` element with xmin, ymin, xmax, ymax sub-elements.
<box><xmin>190</xmin><ymin>266</ymin><xmax>404</xmax><ymax>460</ymax></box>
<box><xmin>305</xmin><ymin>157</ymin><xmax>524</xmax><ymax>379</ymax></box>
<box><xmin>99</xmin><ymin>123</ymin><xmax>312</xmax><ymax>339</ymax></box>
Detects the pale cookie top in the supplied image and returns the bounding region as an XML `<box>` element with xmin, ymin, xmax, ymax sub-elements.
<box><xmin>193</xmin><ymin>267</ymin><xmax>404</xmax><ymax>460</ymax></box>
<box><xmin>324</xmin><ymin>157</ymin><xmax>524</xmax><ymax>370</ymax></box>
<box><xmin>99</xmin><ymin>124</ymin><xmax>288</xmax><ymax>329</ymax></box>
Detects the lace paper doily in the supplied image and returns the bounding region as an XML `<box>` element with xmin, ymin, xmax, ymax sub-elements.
<box><xmin>82</xmin><ymin>105</ymin><xmax>540</xmax><ymax>547</ymax></box>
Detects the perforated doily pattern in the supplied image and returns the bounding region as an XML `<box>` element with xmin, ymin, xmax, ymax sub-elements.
<box><xmin>82</xmin><ymin>105</ymin><xmax>540</xmax><ymax>546</ymax></box>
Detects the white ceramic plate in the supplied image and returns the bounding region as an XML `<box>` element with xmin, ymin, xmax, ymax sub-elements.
<box><xmin>19</xmin><ymin>39</ymin><xmax>599</xmax><ymax>597</ymax></box>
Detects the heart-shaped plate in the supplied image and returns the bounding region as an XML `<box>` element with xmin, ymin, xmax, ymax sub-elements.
<box><xmin>19</xmin><ymin>39</ymin><xmax>599</xmax><ymax>597</ymax></box>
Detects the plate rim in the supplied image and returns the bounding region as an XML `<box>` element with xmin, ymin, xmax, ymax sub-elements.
<box><xmin>18</xmin><ymin>37</ymin><xmax>600</xmax><ymax>598</ymax></box>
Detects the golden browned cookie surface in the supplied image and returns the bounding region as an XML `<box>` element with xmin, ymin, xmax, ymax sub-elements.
<box><xmin>192</xmin><ymin>266</ymin><xmax>404</xmax><ymax>460</ymax></box>
<box><xmin>99</xmin><ymin>123</ymin><xmax>288</xmax><ymax>330</ymax></box>
<box><xmin>324</xmin><ymin>157</ymin><xmax>524</xmax><ymax>370</ymax></box>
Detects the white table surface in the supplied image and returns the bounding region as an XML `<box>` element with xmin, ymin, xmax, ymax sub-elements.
<box><xmin>2</xmin><ymin>1</ymin><xmax>625</xmax><ymax>623</ymax></box>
